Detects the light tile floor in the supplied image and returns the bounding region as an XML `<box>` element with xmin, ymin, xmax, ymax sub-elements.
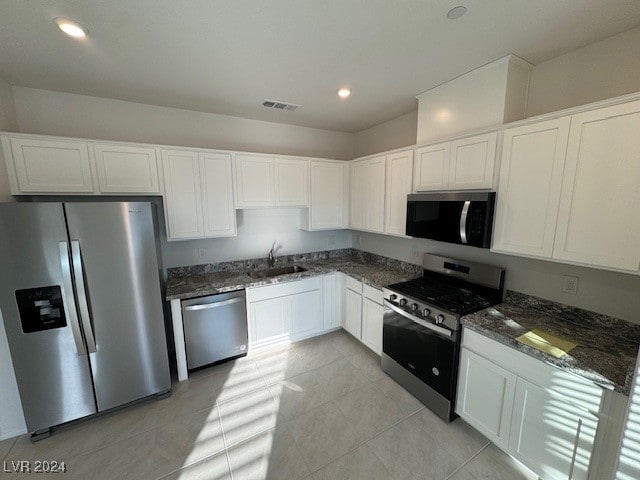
<box><xmin>0</xmin><ymin>330</ymin><xmax>539</xmax><ymax>480</ymax></box>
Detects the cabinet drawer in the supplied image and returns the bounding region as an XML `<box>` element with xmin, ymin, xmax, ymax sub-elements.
<box><xmin>462</xmin><ymin>328</ymin><xmax>602</xmax><ymax>411</ymax></box>
<box><xmin>345</xmin><ymin>275</ymin><xmax>362</xmax><ymax>294</ymax></box>
<box><xmin>363</xmin><ymin>284</ymin><xmax>383</xmax><ymax>305</ymax></box>
<box><xmin>246</xmin><ymin>276</ymin><xmax>321</xmax><ymax>303</ymax></box>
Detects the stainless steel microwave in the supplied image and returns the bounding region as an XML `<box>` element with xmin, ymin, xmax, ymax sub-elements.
<box><xmin>405</xmin><ymin>192</ymin><xmax>496</xmax><ymax>248</ymax></box>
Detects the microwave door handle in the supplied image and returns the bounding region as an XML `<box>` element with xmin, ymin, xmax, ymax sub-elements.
<box><xmin>459</xmin><ymin>200</ymin><xmax>471</xmax><ymax>245</ymax></box>
<box><xmin>59</xmin><ymin>242</ymin><xmax>87</xmax><ymax>356</ymax></box>
<box><xmin>71</xmin><ymin>240</ymin><xmax>97</xmax><ymax>354</ymax></box>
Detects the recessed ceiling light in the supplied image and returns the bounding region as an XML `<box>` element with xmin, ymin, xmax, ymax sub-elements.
<box><xmin>54</xmin><ymin>18</ymin><xmax>87</xmax><ymax>38</ymax></box>
<box><xmin>337</xmin><ymin>87</ymin><xmax>351</xmax><ymax>99</ymax></box>
<box><xmin>446</xmin><ymin>6</ymin><xmax>467</xmax><ymax>20</ymax></box>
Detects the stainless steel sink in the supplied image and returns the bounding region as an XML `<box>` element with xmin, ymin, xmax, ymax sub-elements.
<box><xmin>247</xmin><ymin>265</ymin><xmax>308</xmax><ymax>279</ymax></box>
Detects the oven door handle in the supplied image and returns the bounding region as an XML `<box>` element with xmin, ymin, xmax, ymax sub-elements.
<box><xmin>384</xmin><ymin>300</ymin><xmax>454</xmax><ymax>340</ymax></box>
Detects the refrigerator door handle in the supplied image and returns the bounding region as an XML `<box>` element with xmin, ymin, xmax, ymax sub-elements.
<box><xmin>59</xmin><ymin>242</ymin><xmax>87</xmax><ymax>356</ymax></box>
<box><xmin>71</xmin><ymin>240</ymin><xmax>97</xmax><ymax>353</ymax></box>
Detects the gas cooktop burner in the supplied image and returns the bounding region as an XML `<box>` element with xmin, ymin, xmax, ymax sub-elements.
<box><xmin>387</xmin><ymin>278</ymin><xmax>492</xmax><ymax>315</ymax></box>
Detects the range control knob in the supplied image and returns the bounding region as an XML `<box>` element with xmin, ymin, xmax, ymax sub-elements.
<box><xmin>389</xmin><ymin>294</ymin><xmax>397</xmax><ymax>301</ymax></box>
<box><xmin>422</xmin><ymin>308</ymin><xmax>431</xmax><ymax>317</ymax></box>
<box><xmin>435</xmin><ymin>314</ymin><xmax>445</xmax><ymax>325</ymax></box>
<box><xmin>399</xmin><ymin>298</ymin><xmax>407</xmax><ymax>306</ymax></box>
<box><xmin>411</xmin><ymin>303</ymin><xmax>418</xmax><ymax>312</ymax></box>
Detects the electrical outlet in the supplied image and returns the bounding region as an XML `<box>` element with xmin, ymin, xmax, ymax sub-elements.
<box><xmin>356</xmin><ymin>234</ymin><xmax>361</xmax><ymax>246</ymax></box>
<box><xmin>562</xmin><ymin>275</ymin><xmax>579</xmax><ymax>295</ymax></box>
<box><xmin>411</xmin><ymin>245</ymin><xmax>421</xmax><ymax>259</ymax></box>
<box><xmin>197</xmin><ymin>248</ymin><xmax>208</xmax><ymax>259</ymax></box>
<box><xmin>328</xmin><ymin>235</ymin><xmax>336</xmax><ymax>246</ymax></box>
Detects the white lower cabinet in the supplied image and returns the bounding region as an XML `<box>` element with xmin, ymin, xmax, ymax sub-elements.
<box><xmin>509</xmin><ymin>378</ymin><xmax>597</xmax><ymax>480</ymax></box>
<box><xmin>321</xmin><ymin>273</ymin><xmax>342</xmax><ymax>331</ymax></box>
<box><xmin>246</xmin><ymin>277</ymin><xmax>328</xmax><ymax>350</ymax></box>
<box><xmin>361</xmin><ymin>297</ymin><xmax>383</xmax><ymax>355</ymax></box>
<box><xmin>457</xmin><ymin>329</ymin><xmax>606</xmax><ymax>480</ymax></box>
<box><xmin>457</xmin><ymin>348</ymin><xmax>516</xmax><ymax>450</ymax></box>
<box><xmin>344</xmin><ymin>288</ymin><xmax>362</xmax><ymax>339</ymax></box>
<box><xmin>342</xmin><ymin>275</ymin><xmax>383</xmax><ymax>354</ymax></box>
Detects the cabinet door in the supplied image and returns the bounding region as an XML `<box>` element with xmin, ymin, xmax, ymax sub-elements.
<box><xmin>361</xmin><ymin>297</ymin><xmax>383</xmax><ymax>355</ymax></box>
<box><xmin>235</xmin><ymin>154</ymin><xmax>274</xmax><ymax>207</ymax></box>
<box><xmin>322</xmin><ymin>273</ymin><xmax>340</xmax><ymax>331</ymax></box>
<box><xmin>384</xmin><ymin>150</ymin><xmax>413</xmax><ymax>236</ymax></box>
<box><xmin>449</xmin><ymin>132</ymin><xmax>498</xmax><ymax>189</ymax></box>
<box><xmin>10</xmin><ymin>137</ymin><xmax>94</xmax><ymax>193</ymax></box>
<box><xmin>553</xmin><ymin>101</ymin><xmax>640</xmax><ymax>272</ymax></box>
<box><xmin>509</xmin><ymin>378</ymin><xmax>598</xmax><ymax>480</ymax></box>
<box><xmin>413</xmin><ymin>142</ymin><xmax>450</xmax><ymax>191</ymax></box>
<box><xmin>350</xmin><ymin>160</ymin><xmax>367</xmax><ymax>230</ymax></box>
<box><xmin>200</xmin><ymin>152</ymin><xmax>237</xmax><ymax>238</ymax></box>
<box><xmin>366</xmin><ymin>156</ymin><xmax>386</xmax><ymax>233</ymax></box>
<box><xmin>275</xmin><ymin>157</ymin><xmax>309</xmax><ymax>206</ymax></box>
<box><xmin>248</xmin><ymin>297</ymin><xmax>288</xmax><ymax>348</ymax></box>
<box><xmin>344</xmin><ymin>288</ymin><xmax>362</xmax><ymax>339</ymax></box>
<box><xmin>290</xmin><ymin>288</ymin><xmax>322</xmax><ymax>340</ymax></box>
<box><xmin>309</xmin><ymin>161</ymin><xmax>345</xmax><ymax>230</ymax></box>
<box><xmin>456</xmin><ymin>348</ymin><xmax>516</xmax><ymax>450</ymax></box>
<box><xmin>492</xmin><ymin>118</ymin><xmax>570</xmax><ymax>258</ymax></box>
<box><xmin>162</xmin><ymin>149</ymin><xmax>204</xmax><ymax>240</ymax></box>
<box><xmin>94</xmin><ymin>144</ymin><xmax>159</xmax><ymax>193</ymax></box>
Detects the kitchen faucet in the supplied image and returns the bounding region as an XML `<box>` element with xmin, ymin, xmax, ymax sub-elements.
<box><xmin>267</xmin><ymin>242</ymin><xmax>277</xmax><ymax>268</ymax></box>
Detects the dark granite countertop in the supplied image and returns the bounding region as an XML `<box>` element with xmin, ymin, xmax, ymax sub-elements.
<box><xmin>462</xmin><ymin>291</ymin><xmax>640</xmax><ymax>396</ymax></box>
<box><xmin>166</xmin><ymin>249</ymin><xmax>422</xmax><ymax>301</ymax></box>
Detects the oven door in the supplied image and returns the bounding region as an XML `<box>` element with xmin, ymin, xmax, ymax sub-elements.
<box><xmin>382</xmin><ymin>300</ymin><xmax>458</xmax><ymax>400</ymax></box>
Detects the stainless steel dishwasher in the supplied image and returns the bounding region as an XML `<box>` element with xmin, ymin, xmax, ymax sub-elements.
<box><xmin>182</xmin><ymin>290</ymin><xmax>248</xmax><ymax>370</ymax></box>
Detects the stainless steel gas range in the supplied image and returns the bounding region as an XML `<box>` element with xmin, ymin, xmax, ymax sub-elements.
<box><xmin>381</xmin><ymin>254</ymin><xmax>505</xmax><ymax>422</ymax></box>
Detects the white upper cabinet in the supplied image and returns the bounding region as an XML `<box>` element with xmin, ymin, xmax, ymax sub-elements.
<box><xmin>162</xmin><ymin>149</ymin><xmax>203</xmax><ymax>240</ymax></box>
<box><xmin>413</xmin><ymin>142</ymin><xmax>450</xmax><ymax>191</ymax></box>
<box><xmin>492</xmin><ymin>117</ymin><xmax>570</xmax><ymax>258</ymax></box>
<box><xmin>162</xmin><ymin>149</ymin><xmax>236</xmax><ymax>240</ymax></box>
<box><xmin>384</xmin><ymin>149</ymin><xmax>413</xmax><ymax>236</ymax></box>
<box><xmin>274</xmin><ymin>157</ymin><xmax>309</xmax><ymax>206</ymax></box>
<box><xmin>413</xmin><ymin>132</ymin><xmax>497</xmax><ymax>191</ymax></box>
<box><xmin>235</xmin><ymin>154</ymin><xmax>310</xmax><ymax>208</ymax></box>
<box><xmin>349</xmin><ymin>160</ymin><xmax>367</xmax><ymax>230</ymax></box>
<box><xmin>4</xmin><ymin>136</ymin><xmax>94</xmax><ymax>193</ymax></box>
<box><xmin>303</xmin><ymin>160</ymin><xmax>347</xmax><ymax>230</ymax></box>
<box><xmin>94</xmin><ymin>143</ymin><xmax>159</xmax><ymax>194</ymax></box>
<box><xmin>553</xmin><ymin>101</ymin><xmax>640</xmax><ymax>272</ymax></box>
<box><xmin>350</xmin><ymin>156</ymin><xmax>385</xmax><ymax>233</ymax></box>
<box><xmin>449</xmin><ymin>131</ymin><xmax>498</xmax><ymax>189</ymax></box>
<box><xmin>200</xmin><ymin>152</ymin><xmax>237</xmax><ymax>238</ymax></box>
<box><xmin>234</xmin><ymin>154</ymin><xmax>275</xmax><ymax>207</ymax></box>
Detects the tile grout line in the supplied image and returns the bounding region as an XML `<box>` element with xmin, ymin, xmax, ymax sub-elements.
<box><xmin>302</xmin><ymin>402</ymin><xmax>427</xmax><ymax>477</ymax></box>
<box><xmin>444</xmin><ymin>440</ymin><xmax>492</xmax><ymax>480</ymax></box>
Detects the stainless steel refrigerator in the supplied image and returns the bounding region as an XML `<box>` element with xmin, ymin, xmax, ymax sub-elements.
<box><xmin>0</xmin><ymin>202</ymin><xmax>171</xmax><ymax>440</ymax></box>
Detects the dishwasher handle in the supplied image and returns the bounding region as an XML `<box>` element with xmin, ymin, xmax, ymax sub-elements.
<box><xmin>184</xmin><ymin>297</ymin><xmax>244</xmax><ymax>312</ymax></box>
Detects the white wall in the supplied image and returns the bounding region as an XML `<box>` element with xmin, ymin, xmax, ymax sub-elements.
<box><xmin>353</xmin><ymin>110</ymin><xmax>417</xmax><ymax>158</ymax></box>
<box><xmin>527</xmin><ymin>26</ymin><xmax>640</xmax><ymax>118</ymax></box>
<box><xmin>0</xmin><ymin>77</ymin><xmax>17</xmax><ymax>201</ymax></box>
<box><xmin>161</xmin><ymin>207</ymin><xmax>351</xmax><ymax>269</ymax></box>
<box><xmin>11</xmin><ymin>87</ymin><xmax>354</xmax><ymax>160</ymax></box>
<box><xmin>354</xmin><ymin>232</ymin><xmax>640</xmax><ymax>324</ymax></box>
<box><xmin>0</xmin><ymin>77</ymin><xmax>24</xmax><ymax>440</ymax></box>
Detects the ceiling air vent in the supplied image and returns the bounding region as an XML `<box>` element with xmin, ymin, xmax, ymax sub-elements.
<box><xmin>262</xmin><ymin>99</ymin><xmax>300</xmax><ymax>111</ymax></box>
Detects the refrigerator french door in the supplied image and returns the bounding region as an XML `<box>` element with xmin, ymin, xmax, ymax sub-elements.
<box><xmin>0</xmin><ymin>202</ymin><xmax>170</xmax><ymax>438</ymax></box>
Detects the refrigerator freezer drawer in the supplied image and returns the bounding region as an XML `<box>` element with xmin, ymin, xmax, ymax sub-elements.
<box><xmin>182</xmin><ymin>291</ymin><xmax>248</xmax><ymax>370</ymax></box>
